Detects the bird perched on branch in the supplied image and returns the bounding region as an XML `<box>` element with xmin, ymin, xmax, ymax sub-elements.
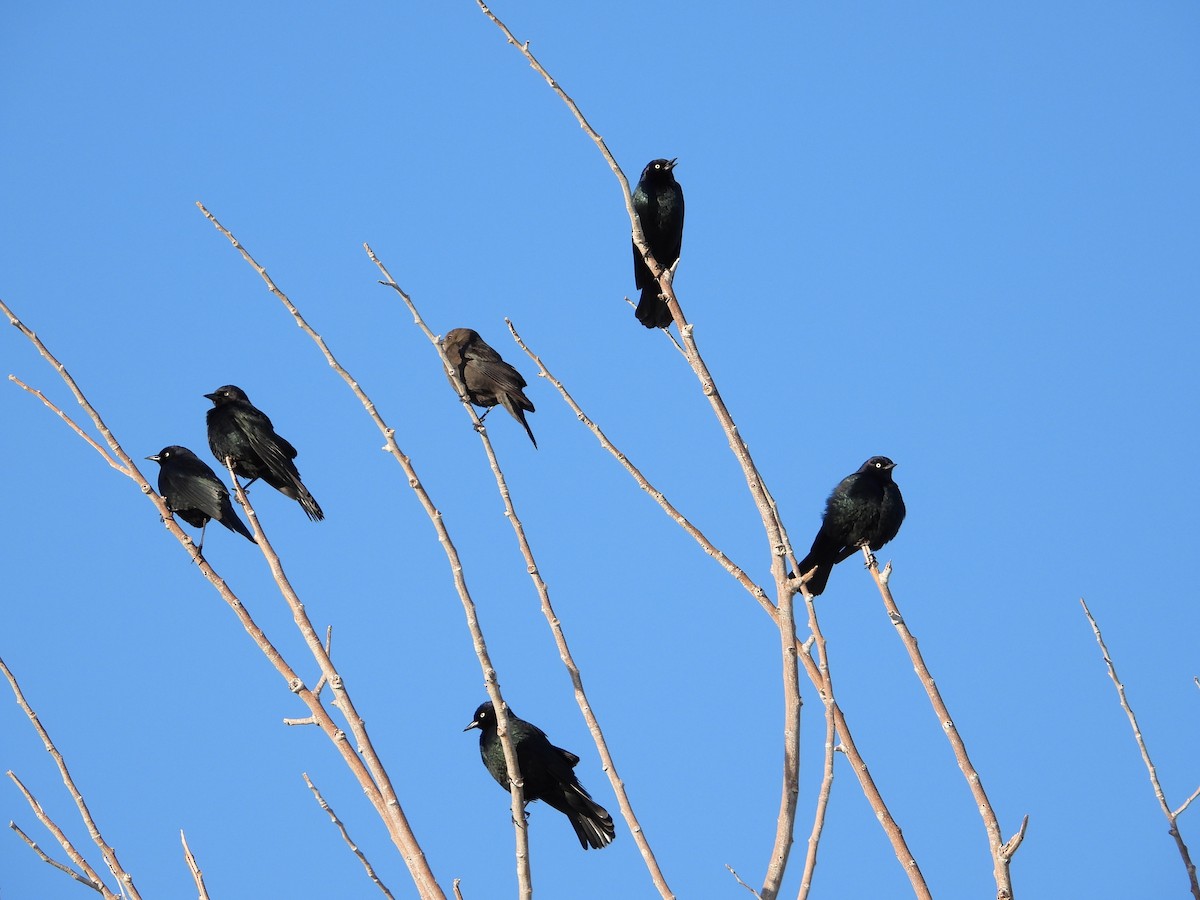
<box><xmin>146</xmin><ymin>445</ymin><xmax>256</xmax><ymax>552</ymax></box>
<box><xmin>465</xmin><ymin>701</ymin><xmax>615</xmax><ymax>850</ymax></box>
<box><xmin>442</xmin><ymin>328</ymin><xmax>537</xmax><ymax>448</ymax></box>
<box><xmin>796</xmin><ymin>456</ymin><xmax>906</xmax><ymax>596</ymax></box>
<box><xmin>204</xmin><ymin>384</ymin><xmax>324</xmax><ymax>521</ymax></box>
<box><xmin>631</xmin><ymin>157</ymin><xmax>685</xmax><ymax>329</ymax></box>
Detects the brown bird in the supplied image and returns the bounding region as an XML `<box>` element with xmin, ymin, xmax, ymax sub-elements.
<box><xmin>441</xmin><ymin>328</ymin><xmax>537</xmax><ymax>448</ymax></box>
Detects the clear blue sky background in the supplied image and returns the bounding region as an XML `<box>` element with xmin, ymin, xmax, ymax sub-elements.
<box><xmin>3</xmin><ymin>2</ymin><xmax>1199</xmax><ymax>898</ymax></box>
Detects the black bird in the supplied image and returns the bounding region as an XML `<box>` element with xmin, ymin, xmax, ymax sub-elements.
<box><xmin>464</xmin><ymin>701</ymin><xmax>615</xmax><ymax>850</ymax></box>
<box><xmin>204</xmin><ymin>385</ymin><xmax>324</xmax><ymax>521</ymax></box>
<box><xmin>631</xmin><ymin>157</ymin><xmax>685</xmax><ymax>329</ymax></box>
<box><xmin>146</xmin><ymin>445</ymin><xmax>257</xmax><ymax>552</ymax></box>
<box><xmin>442</xmin><ymin>328</ymin><xmax>537</xmax><ymax>448</ymax></box>
<box><xmin>796</xmin><ymin>456</ymin><xmax>906</xmax><ymax>597</ymax></box>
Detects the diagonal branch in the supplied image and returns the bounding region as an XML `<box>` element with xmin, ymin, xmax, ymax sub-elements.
<box><xmin>866</xmin><ymin>552</ymin><xmax>1024</xmax><ymax>900</ymax></box>
<box><xmin>2</xmin><ymin>655</ymin><xmax>141</xmax><ymax>899</ymax></box>
<box><xmin>370</xmin><ymin>252</ymin><xmax>674</xmax><ymax>898</ymax></box>
<box><xmin>1081</xmin><ymin>597</ymin><xmax>1199</xmax><ymax>899</ymax></box>
<box><xmin>9</xmin><ymin>820</ymin><xmax>106</xmax><ymax>895</ymax></box>
<box><xmin>7</xmin><ymin>772</ymin><xmax>119</xmax><ymax>899</ymax></box>
<box><xmin>303</xmin><ymin>773</ymin><xmax>395</xmax><ymax>899</ymax></box>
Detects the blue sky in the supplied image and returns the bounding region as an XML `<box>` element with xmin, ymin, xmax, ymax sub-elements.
<box><xmin>3</xmin><ymin>2</ymin><xmax>1199</xmax><ymax>897</ymax></box>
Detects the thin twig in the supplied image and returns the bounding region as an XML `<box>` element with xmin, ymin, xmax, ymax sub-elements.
<box><xmin>796</xmin><ymin>588</ymin><xmax>836</xmax><ymax>900</ymax></box>
<box><xmin>303</xmin><ymin>773</ymin><xmax>396</xmax><ymax>898</ymax></box>
<box><xmin>1081</xmin><ymin>597</ymin><xmax>1199</xmax><ymax>899</ymax></box>
<box><xmin>7</xmin><ymin>376</ymin><xmax>127</xmax><ymax>473</ymax></box>
<box><xmin>9</xmin><ymin>821</ymin><xmax>99</xmax><ymax>892</ymax></box>
<box><xmin>865</xmin><ymin>549</ymin><xmax>1022</xmax><ymax>899</ymax></box>
<box><xmin>726</xmin><ymin>864</ymin><xmax>764</xmax><ymax>898</ymax></box>
<box><xmin>7</xmin><ymin>772</ymin><xmax>118</xmax><ymax>899</ymax></box>
<box><xmin>180</xmin><ymin>830</ymin><xmax>211</xmax><ymax>900</ymax></box>
<box><xmin>370</xmin><ymin>255</ymin><xmax>674</xmax><ymax>898</ymax></box>
<box><xmin>509</xmin><ymin>321</ymin><xmax>929</xmax><ymax>897</ymax></box>
<box><xmin>1</xmin><ymin>655</ymin><xmax>141</xmax><ymax>899</ymax></box>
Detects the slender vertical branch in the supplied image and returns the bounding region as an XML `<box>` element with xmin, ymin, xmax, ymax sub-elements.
<box><xmin>1081</xmin><ymin>597</ymin><xmax>1199</xmax><ymax>899</ymax></box>
<box><xmin>180</xmin><ymin>831</ymin><xmax>211</xmax><ymax>900</ymax></box>
<box><xmin>866</xmin><ymin>551</ymin><xmax>1023</xmax><ymax>900</ymax></box>
<box><xmin>796</xmin><ymin>591</ymin><xmax>837</xmax><ymax>900</ymax></box>
<box><xmin>369</xmin><ymin>252</ymin><xmax>674</xmax><ymax>897</ymax></box>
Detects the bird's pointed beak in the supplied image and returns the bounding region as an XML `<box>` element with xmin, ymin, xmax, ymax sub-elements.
<box><xmin>463</xmin><ymin>720</ymin><xmax>480</xmax><ymax>732</ymax></box>
<box><xmin>145</xmin><ymin>454</ymin><xmax>160</xmax><ymax>462</ymax></box>
<box><xmin>666</xmin><ymin>157</ymin><xmax>678</xmax><ymax>170</ymax></box>
<box><xmin>203</xmin><ymin>392</ymin><xmax>219</xmax><ymax>401</ymax></box>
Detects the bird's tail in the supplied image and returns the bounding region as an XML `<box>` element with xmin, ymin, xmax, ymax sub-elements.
<box><xmin>501</xmin><ymin>395</ymin><xmax>538</xmax><ymax>449</ymax></box>
<box><xmin>796</xmin><ymin>553</ymin><xmax>831</xmax><ymax>597</ymax></box>
<box><xmin>296</xmin><ymin>485</ymin><xmax>324</xmax><ymax>522</ymax></box>
<box><xmin>225</xmin><ymin>509</ymin><xmax>258</xmax><ymax>544</ymax></box>
<box><xmin>635</xmin><ymin>287</ymin><xmax>673</xmax><ymax>329</ymax></box>
<box><xmin>561</xmin><ymin>785</ymin><xmax>616</xmax><ymax>850</ymax></box>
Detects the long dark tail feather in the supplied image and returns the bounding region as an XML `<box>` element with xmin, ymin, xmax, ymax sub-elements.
<box><xmin>635</xmin><ymin>287</ymin><xmax>672</xmax><ymax>329</ymax></box>
<box><xmin>297</xmin><ymin>486</ymin><xmax>324</xmax><ymax>521</ymax></box>
<box><xmin>559</xmin><ymin>787</ymin><xmax>616</xmax><ymax>850</ymax></box>
<box><xmin>224</xmin><ymin>510</ymin><xmax>258</xmax><ymax>544</ymax></box>
<box><xmin>502</xmin><ymin>396</ymin><xmax>538</xmax><ymax>448</ymax></box>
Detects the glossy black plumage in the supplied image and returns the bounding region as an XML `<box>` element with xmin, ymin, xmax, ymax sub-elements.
<box><xmin>797</xmin><ymin>456</ymin><xmax>906</xmax><ymax>597</ymax></box>
<box><xmin>146</xmin><ymin>445</ymin><xmax>256</xmax><ymax>551</ymax></box>
<box><xmin>464</xmin><ymin>701</ymin><xmax>615</xmax><ymax>850</ymax></box>
<box><xmin>631</xmin><ymin>157</ymin><xmax>685</xmax><ymax>329</ymax></box>
<box><xmin>442</xmin><ymin>328</ymin><xmax>537</xmax><ymax>448</ymax></box>
<box><xmin>204</xmin><ymin>385</ymin><xmax>324</xmax><ymax>521</ymax></box>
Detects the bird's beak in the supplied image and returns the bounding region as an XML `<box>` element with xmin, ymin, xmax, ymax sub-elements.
<box><xmin>145</xmin><ymin>454</ymin><xmax>160</xmax><ymax>462</ymax></box>
<box><xmin>463</xmin><ymin>720</ymin><xmax>480</xmax><ymax>732</ymax></box>
<box><xmin>666</xmin><ymin>157</ymin><xmax>678</xmax><ymax>170</ymax></box>
<box><xmin>203</xmin><ymin>392</ymin><xmax>219</xmax><ymax>401</ymax></box>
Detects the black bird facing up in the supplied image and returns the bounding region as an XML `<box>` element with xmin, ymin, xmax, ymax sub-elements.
<box><xmin>442</xmin><ymin>328</ymin><xmax>537</xmax><ymax>448</ymax></box>
<box><xmin>146</xmin><ymin>445</ymin><xmax>256</xmax><ymax>552</ymax></box>
<box><xmin>631</xmin><ymin>157</ymin><xmax>685</xmax><ymax>329</ymax></box>
<box><xmin>464</xmin><ymin>701</ymin><xmax>615</xmax><ymax>850</ymax></box>
<box><xmin>204</xmin><ymin>385</ymin><xmax>324</xmax><ymax>521</ymax></box>
<box><xmin>796</xmin><ymin>456</ymin><xmax>906</xmax><ymax>597</ymax></box>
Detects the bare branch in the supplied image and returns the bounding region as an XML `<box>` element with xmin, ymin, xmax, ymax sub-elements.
<box><xmin>725</xmin><ymin>864</ymin><xmax>764</xmax><ymax>898</ymax></box>
<box><xmin>7</xmin><ymin>772</ymin><xmax>118</xmax><ymax>899</ymax></box>
<box><xmin>796</xmin><ymin>588</ymin><xmax>837</xmax><ymax>900</ymax></box>
<box><xmin>7</xmin><ymin>376</ymin><xmax>127</xmax><ymax>473</ymax></box>
<box><xmin>369</xmin><ymin>254</ymin><xmax>674</xmax><ymax>897</ymax></box>
<box><xmin>1</xmin><ymin>655</ymin><xmax>141</xmax><ymax>899</ymax></box>
<box><xmin>180</xmin><ymin>830</ymin><xmax>211</xmax><ymax>900</ymax></box>
<box><xmin>864</xmin><ymin>548</ymin><xmax>1022</xmax><ymax>899</ymax></box>
<box><xmin>303</xmin><ymin>773</ymin><xmax>395</xmax><ymax>898</ymax></box>
<box><xmin>1176</xmin><ymin>786</ymin><xmax>1200</xmax><ymax>820</ymax></box>
<box><xmin>1081</xmin><ymin>598</ymin><xmax>1199</xmax><ymax>899</ymax></box>
<box><xmin>3</xmin><ymin>293</ymin><xmax>446</xmax><ymax>900</ymax></box>
<box><xmin>509</xmin><ymin>320</ymin><xmax>929</xmax><ymax>897</ymax></box>
<box><xmin>9</xmin><ymin>821</ymin><xmax>100</xmax><ymax>892</ymax></box>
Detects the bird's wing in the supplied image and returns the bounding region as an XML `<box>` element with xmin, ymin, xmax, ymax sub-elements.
<box><xmin>464</xmin><ymin>347</ymin><xmax>531</xmax><ymax>399</ymax></box>
<box><xmin>233</xmin><ymin>406</ymin><xmax>299</xmax><ymax>461</ymax></box>
<box><xmin>162</xmin><ymin>462</ymin><xmax>225</xmax><ymax>518</ymax></box>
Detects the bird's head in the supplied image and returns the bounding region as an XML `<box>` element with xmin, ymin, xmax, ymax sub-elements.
<box><xmin>464</xmin><ymin>701</ymin><xmax>497</xmax><ymax>733</ymax></box>
<box><xmin>640</xmin><ymin>158</ymin><xmax>678</xmax><ymax>181</ymax></box>
<box><xmin>860</xmin><ymin>456</ymin><xmax>897</xmax><ymax>477</ymax></box>
<box><xmin>145</xmin><ymin>446</ymin><xmax>191</xmax><ymax>464</ymax></box>
<box><xmin>204</xmin><ymin>385</ymin><xmax>249</xmax><ymax>406</ymax></box>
